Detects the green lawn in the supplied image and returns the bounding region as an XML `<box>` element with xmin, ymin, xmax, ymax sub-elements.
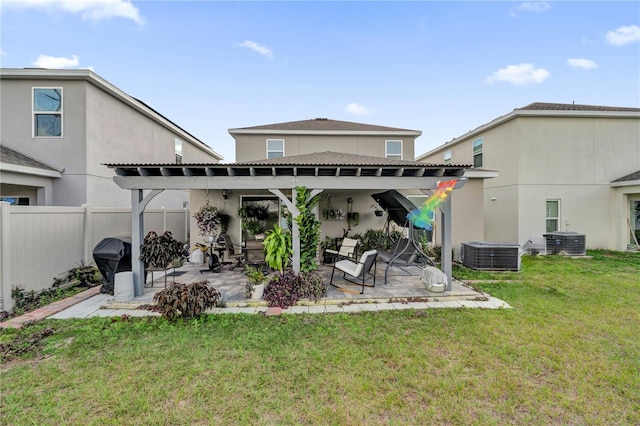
<box><xmin>1</xmin><ymin>250</ymin><xmax>639</xmax><ymax>425</ymax></box>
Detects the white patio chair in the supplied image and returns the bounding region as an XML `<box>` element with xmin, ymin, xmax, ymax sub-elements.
<box><xmin>329</xmin><ymin>249</ymin><xmax>378</xmax><ymax>294</ymax></box>
<box><xmin>324</xmin><ymin>237</ymin><xmax>359</xmax><ymax>264</ymax></box>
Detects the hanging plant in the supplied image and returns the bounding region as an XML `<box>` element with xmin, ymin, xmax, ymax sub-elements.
<box><xmin>193</xmin><ymin>203</ymin><xmax>220</xmax><ymax>237</ymax></box>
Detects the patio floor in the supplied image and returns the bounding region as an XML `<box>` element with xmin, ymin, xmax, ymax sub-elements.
<box><xmin>43</xmin><ymin>260</ymin><xmax>510</xmax><ymax>320</ymax></box>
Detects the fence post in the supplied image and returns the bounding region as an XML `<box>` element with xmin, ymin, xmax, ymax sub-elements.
<box><xmin>162</xmin><ymin>206</ymin><xmax>167</xmax><ymax>232</ymax></box>
<box><xmin>0</xmin><ymin>202</ymin><xmax>13</xmax><ymax>312</ymax></box>
<box><xmin>82</xmin><ymin>204</ymin><xmax>93</xmax><ymax>264</ymax></box>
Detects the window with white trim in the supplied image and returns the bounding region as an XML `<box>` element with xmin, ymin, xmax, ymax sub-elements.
<box><xmin>444</xmin><ymin>150</ymin><xmax>452</xmax><ymax>164</ymax></box>
<box><xmin>33</xmin><ymin>87</ymin><xmax>63</xmax><ymax>137</ymax></box>
<box><xmin>385</xmin><ymin>140</ymin><xmax>402</xmax><ymax>160</ymax></box>
<box><xmin>267</xmin><ymin>139</ymin><xmax>284</xmax><ymax>159</ymax></box>
<box><xmin>175</xmin><ymin>139</ymin><xmax>183</xmax><ymax>164</ymax></box>
<box><xmin>472</xmin><ymin>137</ymin><xmax>483</xmax><ymax>167</ymax></box>
<box><xmin>546</xmin><ymin>200</ymin><xmax>560</xmax><ymax>232</ymax></box>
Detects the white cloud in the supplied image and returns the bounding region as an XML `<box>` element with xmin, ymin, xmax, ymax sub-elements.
<box><xmin>11</xmin><ymin>0</ymin><xmax>144</xmax><ymax>24</ymax></box>
<box><xmin>606</xmin><ymin>25</ymin><xmax>640</xmax><ymax>46</ymax></box>
<box><xmin>510</xmin><ymin>1</ymin><xmax>551</xmax><ymax>17</ymax></box>
<box><xmin>485</xmin><ymin>63</ymin><xmax>550</xmax><ymax>86</ymax></box>
<box><xmin>32</xmin><ymin>54</ymin><xmax>80</xmax><ymax>68</ymax></box>
<box><xmin>567</xmin><ymin>58</ymin><xmax>598</xmax><ymax>70</ymax></box>
<box><xmin>238</xmin><ymin>41</ymin><xmax>274</xmax><ymax>59</ymax></box>
<box><xmin>345</xmin><ymin>103</ymin><xmax>372</xmax><ymax>115</ymax></box>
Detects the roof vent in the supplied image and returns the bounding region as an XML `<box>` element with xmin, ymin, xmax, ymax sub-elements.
<box><xmin>315</xmin><ymin>117</ymin><xmax>328</xmax><ymax>121</ymax></box>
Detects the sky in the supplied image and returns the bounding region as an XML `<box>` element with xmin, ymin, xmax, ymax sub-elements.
<box><xmin>1</xmin><ymin>0</ymin><xmax>639</xmax><ymax>163</ymax></box>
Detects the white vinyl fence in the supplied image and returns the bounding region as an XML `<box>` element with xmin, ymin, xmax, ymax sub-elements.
<box><xmin>0</xmin><ymin>202</ymin><xmax>189</xmax><ymax>312</ymax></box>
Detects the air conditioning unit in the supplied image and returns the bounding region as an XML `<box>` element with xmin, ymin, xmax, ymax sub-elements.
<box><xmin>544</xmin><ymin>232</ymin><xmax>586</xmax><ymax>255</ymax></box>
<box><xmin>461</xmin><ymin>241</ymin><xmax>520</xmax><ymax>271</ymax></box>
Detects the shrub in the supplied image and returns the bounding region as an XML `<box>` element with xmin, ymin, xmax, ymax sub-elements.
<box><xmin>263</xmin><ymin>270</ymin><xmax>302</xmax><ymax>308</ymax></box>
<box><xmin>153</xmin><ymin>281</ymin><xmax>221</xmax><ymax>320</ymax></box>
<box><xmin>298</xmin><ymin>271</ymin><xmax>326</xmax><ymax>302</ymax></box>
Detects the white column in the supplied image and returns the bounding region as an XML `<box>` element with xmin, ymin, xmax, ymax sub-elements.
<box><xmin>131</xmin><ymin>190</ymin><xmax>145</xmax><ymax>296</ymax></box>
<box><xmin>0</xmin><ymin>202</ymin><xmax>13</xmax><ymax>312</ymax></box>
<box><xmin>440</xmin><ymin>196</ymin><xmax>453</xmax><ymax>290</ymax></box>
<box><xmin>82</xmin><ymin>204</ymin><xmax>93</xmax><ymax>264</ymax></box>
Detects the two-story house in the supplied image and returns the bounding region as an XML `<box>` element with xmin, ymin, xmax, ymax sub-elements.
<box><xmin>418</xmin><ymin>102</ymin><xmax>640</xmax><ymax>251</ymax></box>
<box><xmin>1</xmin><ymin>68</ymin><xmax>223</xmax><ymax>208</ymax></box>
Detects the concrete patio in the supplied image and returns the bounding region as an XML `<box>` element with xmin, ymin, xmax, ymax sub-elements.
<box><xmin>44</xmin><ymin>259</ymin><xmax>510</xmax><ymax>320</ymax></box>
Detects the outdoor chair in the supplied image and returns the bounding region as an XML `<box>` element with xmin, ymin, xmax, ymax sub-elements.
<box><xmin>323</xmin><ymin>237</ymin><xmax>359</xmax><ymax>264</ymax></box>
<box><xmin>329</xmin><ymin>249</ymin><xmax>378</xmax><ymax>294</ymax></box>
<box><xmin>222</xmin><ymin>234</ymin><xmax>245</xmax><ymax>270</ymax></box>
<box><xmin>377</xmin><ymin>238</ymin><xmax>418</xmax><ymax>266</ymax></box>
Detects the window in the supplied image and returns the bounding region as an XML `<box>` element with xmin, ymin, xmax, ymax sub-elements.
<box><xmin>443</xmin><ymin>150</ymin><xmax>452</xmax><ymax>164</ymax></box>
<box><xmin>175</xmin><ymin>139</ymin><xmax>183</xmax><ymax>164</ymax></box>
<box><xmin>0</xmin><ymin>196</ymin><xmax>30</xmax><ymax>205</ymax></box>
<box><xmin>33</xmin><ymin>87</ymin><xmax>62</xmax><ymax>137</ymax></box>
<box><xmin>546</xmin><ymin>200</ymin><xmax>560</xmax><ymax>232</ymax></box>
<box><xmin>267</xmin><ymin>139</ymin><xmax>284</xmax><ymax>159</ymax></box>
<box><xmin>386</xmin><ymin>140</ymin><xmax>403</xmax><ymax>159</ymax></box>
<box><xmin>472</xmin><ymin>138</ymin><xmax>483</xmax><ymax>167</ymax></box>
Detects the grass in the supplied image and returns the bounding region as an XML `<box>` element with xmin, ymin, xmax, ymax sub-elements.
<box><xmin>1</xmin><ymin>250</ymin><xmax>639</xmax><ymax>425</ymax></box>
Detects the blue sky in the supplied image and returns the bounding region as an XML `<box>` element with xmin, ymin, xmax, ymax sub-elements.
<box><xmin>2</xmin><ymin>1</ymin><xmax>639</xmax><ymax>162</ymax></box>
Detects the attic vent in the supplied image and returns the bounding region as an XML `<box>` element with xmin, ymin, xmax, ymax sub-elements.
<box><xmin>461</xmin><ymin>241</ymin><xmax>520</xmax><ymax>271</ymax></box>
<box><xmin>315</xmin><ymin>117</ymin><xmax>328</xmax><ymax>121</ymax></box>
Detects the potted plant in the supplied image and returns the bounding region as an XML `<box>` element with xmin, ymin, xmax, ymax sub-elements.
<box><xmin>193</xmin><ymin>203</ymin><xmax>220</xmax><ymax>238</ymax></box>
<box><xmin>153</xmin><ymin>281</ymin><xmax>221</xmax><ymax>320</ymax></box>
<box><xmin>347</xmin><ymin>211</ymin><xmax>359</xmax><ymax>227</ymax></box>
<box><xmin>244</xmin><ymin>265</ymin><xmax>268</xmax><ymax>299</ymax></box>
<box><xmin>243</xmin><ymin>219</ymin><xmax>266</xmax><ymax>240</ymax></box>
<box><xmin>139</xmin><ymin>230</ymin><xmax>184</xmax><ymax>286</ymax></box>
<box><xmin>372</xmin><ymin>204</ymin><xmax>384</xmax><ymax>217</ymax></box>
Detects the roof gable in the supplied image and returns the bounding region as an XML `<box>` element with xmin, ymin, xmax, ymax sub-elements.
<box><xmin>229</xmin><ymin>118</ymin><xmax>421</xmax><ymax>135</ymax></box>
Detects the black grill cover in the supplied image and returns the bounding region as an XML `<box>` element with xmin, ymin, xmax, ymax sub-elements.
<box><xmin>93</xmin><ymin>236</ymin><xmax>132</xmax><ymax>294</ymax></box>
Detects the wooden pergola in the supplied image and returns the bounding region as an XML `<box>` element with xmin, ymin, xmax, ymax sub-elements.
<box><xmin>107</xmin><ymin>153</ymin><xmax>470</xmax><ymax>297</ymax></box>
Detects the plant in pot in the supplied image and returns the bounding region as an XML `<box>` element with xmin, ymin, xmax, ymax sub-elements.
<box><xmin>243</xmin><ymin>219</ymin><xmax>266</xmax><ymax>240</ymax></box>
<box><xmin>371</xmin><ymin>204</ymin><xmax>384</xmax><ymax>217</ymax></box>
<box><xmin>139</xmin><ymin>230</ymin><xmax>184</xmax><ymax>286</ymax></box>
<box><xmin>244</xmin><ymin>265</ymin><xmax>269</xmax><ymax>299</ymax></box>
<box><xmin>193</xmin><ymin>202</ymin><xmax>220</xmax><ymax>238</ymax></box>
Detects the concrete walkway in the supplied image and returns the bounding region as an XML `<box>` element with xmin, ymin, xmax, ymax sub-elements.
<box><xmin>1</xmin><ymin>262</ymin><xmax>511</xmax><ymax>328</ymax></box>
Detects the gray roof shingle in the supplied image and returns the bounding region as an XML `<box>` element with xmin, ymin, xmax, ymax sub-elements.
<box><xmin>612</xmin><ymin>170</ymin><xmax>640</xmax><ymax>183</ymax></box>
<box><xmin>517</xmin><ymin>102</ymin><xmax>640</xmax><ymax>112</ymax></box>
<box><xmin>235</xmin><ymin>151</ymin><xmax>459</xmax><ymax>167</ymax></box>
<box><xmin>230</xmin><ymin>118</ymin><xmax>420</xmax><ymax>133</ymax></box>
<box><xmin>1</xmin><ymin>145</ymin><xmax>62</xmax><ymax>172</ymax></box>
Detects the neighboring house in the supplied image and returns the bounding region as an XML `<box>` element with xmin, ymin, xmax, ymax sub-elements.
<box><xmin>418</xmin><ymin>102</ymin><xmax>640</xmax><ymax>251</ymax></box>
<box><xmin>230</xmin><ymin>117</ymin><xmax>421</xmax><ymax>162</ymax></box>
<box><xmin>0</xmin><ymin>68</ymin><xmax>222</xmax><ymax>208</ymax></box>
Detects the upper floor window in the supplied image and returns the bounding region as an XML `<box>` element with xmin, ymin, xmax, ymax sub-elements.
<box><xmin>472</xmin><ymin>137</ymin><xmax>483</xmax><ymax>167</ymax></box>
<box><xmin>443</xmin><ymin>150</ymin><xmax>452</xmax><ymax>164</ymax></box>
<box><xmin>267</xmin><ymin>139</ymin><xmax>284</xmax><ymax>159</ymax></box>
<box><xmin>175</xmin><ymin>139</ymin><xmax>183</xmax><ymax>164</ymax></box>
<box><xmin>33</xmin><ymin>87</ymin><xmax>62</xmax><ymax>137</ymax></box>
<box><xmin>386</xmin><ymin>140</ymin><xmax>403</xmax><ymax>160</ymax></box>
<box><xmin>546</xmin><ymin>200</ymin><xmax>560</xmax><ymax>232</ymax></box>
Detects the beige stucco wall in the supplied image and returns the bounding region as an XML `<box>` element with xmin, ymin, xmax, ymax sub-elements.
<box><xmin>2</xmin><ymin>76</ymin><xmax>220</xmax><ymax>208</ymax></box>
<box><xmin>235</xmin><ymin>134</ymin><xmax>416</xmax><ymax>162</ymax></box>
<box><xmin>420</xmin><ymin>114</ymin><xmax>640</xmax><ymax>250</ymax></box>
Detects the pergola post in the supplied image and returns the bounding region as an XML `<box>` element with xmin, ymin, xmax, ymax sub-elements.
<box><xmin>269</xmin><ymin>188</ymin><xmax>323</xmax><ymax>275</ymax></box>
<box><xmin>131</xmin><ymin>189</ymin><xmax>164</xmax><ymax>296</ymax></box>
<box><xmin>440</xmin><ymin>195</ymin><xmax>453</xmax><ymax>290</ymax></box>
